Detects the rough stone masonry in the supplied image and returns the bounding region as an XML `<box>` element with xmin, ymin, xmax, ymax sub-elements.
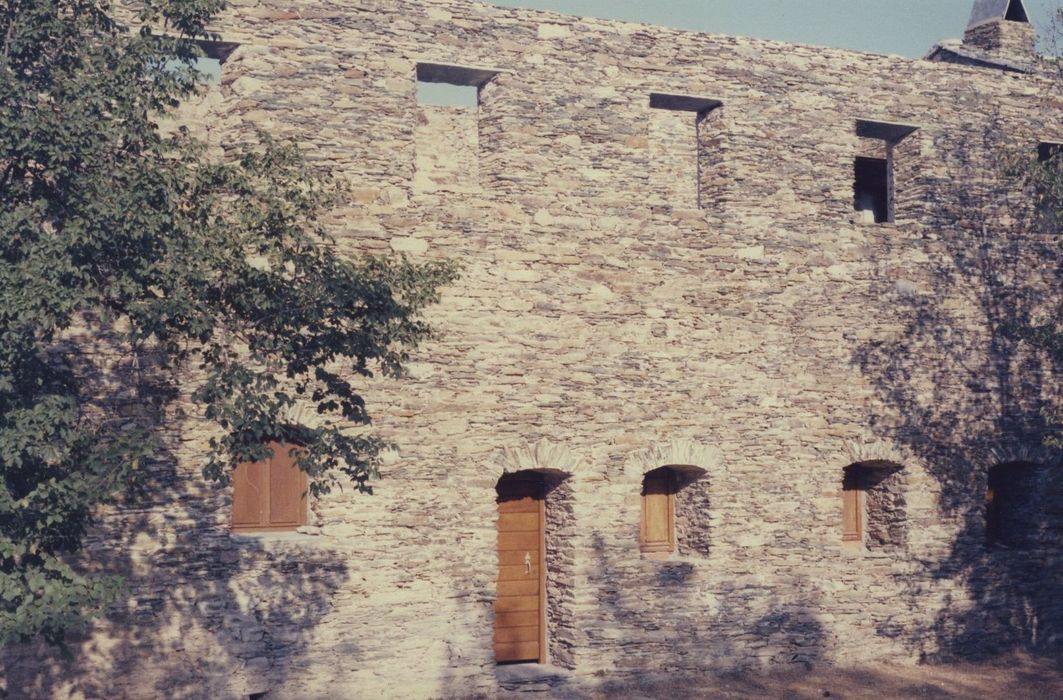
<box><xmin>6</xmin><ymin>0</ymin><xmax>1063</xmax><ymax>698</ymax></box>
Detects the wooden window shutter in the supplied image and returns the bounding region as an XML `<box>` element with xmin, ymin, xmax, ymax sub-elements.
<box><xmin>232</xmin><ymin>456</ymin><xmax>269</xmax><ymax>530</ymax></box>
<box><xmin>232</xmin><ymin>441</ymin><xmax>307</xmax><ymax>532</ymax></box>
<box><xmin>640</xmin><ymin>468</ymin><xmax>676</xmax><ymax>554</ymax></box>
<box><xmin>268</xmin><ymin>442</ymin><xmax>307</xmax><ymax>528</ymax></box>
<box><xmin>842</xmin><ymin>468</ymin><xmax>862</xmax><ymax>543</ymax></box>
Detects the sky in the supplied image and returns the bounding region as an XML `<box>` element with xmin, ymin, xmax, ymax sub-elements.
<box><xmin>418</xmin><ymin>0</ymin><xmax>1059</xmax><ymax>105</ymax></box>
<box><xmin>484</xmin><ymin>0</ymin><xmax>1059</xmax><ymax>57</ymax></box>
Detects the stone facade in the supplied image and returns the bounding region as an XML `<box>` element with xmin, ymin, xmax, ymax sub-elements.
<box><xmin>6</xmin><ymin>1</ymin><xmax>1063</xmax><ymax>698</ymax></box>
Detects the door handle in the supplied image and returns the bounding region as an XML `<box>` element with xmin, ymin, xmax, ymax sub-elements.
<box><xmin>524</xmin><ymin>552</ymin><xmax>532</xmax><ymax>574</ymax></box>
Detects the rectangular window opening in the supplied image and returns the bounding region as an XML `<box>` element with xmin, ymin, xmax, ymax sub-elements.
<box><xmin>854</xmin><ymin>119</ymin><xmax>919</xmax><ymax>225</ymax></box>
<box><xmin>1038</xmin><ymin>141</ymin><xmax>1062</xmax><ymax>163</ymax></box>
<box><xmin>415</xmin><ymin>62</ymin><xmax>500</xmax><ymax>107</ymax></box>
<box><xmin>416</xmin><ymin>82</ymin><xmax>478</xmax><ymax>108</ymax></box>
<box><xmin>649</xmin><ymin>92</ymin><xmax>724</xmax><ymax>210</ymax></box>
<box><xmin>413</xmin><ymin>63</ymin><xmax>501</xmax><ymax>195</ymax></box>
<box><xmin>854</xmin><ymin>157</ymin><xmax>890</xmax><ymax>224</ymax></box>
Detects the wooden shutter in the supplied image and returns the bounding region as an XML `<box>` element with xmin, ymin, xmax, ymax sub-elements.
<box><xmin>842</xmin><ymin>469</ymin><xmax>862</xmax><ymax>543</ymax></box>
<box><xmin>268</xmin><ymin>442</ymin><xmax>307</xmax><ymax>528</ymax></box>
<box><xmin>640</xmin><ymin>468</ymin><xmax>676</xmax><ymax>554</ymax></box>
<box><xmin>232</xmin><ymin>441</ymin><xmax>307</xmax><ymax>532</ymax></box>
<box><xmin>232</xmin><ymin>456</ymin><xmax>269</xmax><ymax>530</ymax></box>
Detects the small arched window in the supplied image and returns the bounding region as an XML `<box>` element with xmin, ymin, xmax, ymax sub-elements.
<box><xmin>231</xmin><ymin>441</ymin><xmax>308</xmax><ymax>532</ymax></box>
<box><xmin>842</xmin><ymin>462</ymin><xmax>906</xmax><ymax>551</ymax></box>
<box><xmin>640</xmin><ymin>467</ymin><xmax>677</xmax><ymax>555</ymax></box>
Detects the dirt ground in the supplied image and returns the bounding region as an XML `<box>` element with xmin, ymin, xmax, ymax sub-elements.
<box><xmin>580</xmin><ymin>652</ymin><xmax>1063</xmax><ymax>699</ymax></box>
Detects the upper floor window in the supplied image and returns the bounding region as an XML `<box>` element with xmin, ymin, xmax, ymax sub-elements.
<box><xmin>854</xmin><ymin>119</ymin><xmax>919</xmax><ymax>224</ymax></box>
<box><xmin>648</xmin><ymin>92</ymin><xmax>724</xmax><ymax>210</ymax></box>
<box><xmin>231</xmin><ymin>441</ymin><xmax>307</xmax><ymax>532</ymax></box>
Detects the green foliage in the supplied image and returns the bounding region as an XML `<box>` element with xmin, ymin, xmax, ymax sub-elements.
<box><xmin>0</xmin><ymin>0</ymin><xmax>457</xmax><ymax>646</ymax></box>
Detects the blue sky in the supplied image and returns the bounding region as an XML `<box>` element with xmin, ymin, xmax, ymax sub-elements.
<box><xmin>419</xmin><ymin>0</ymin><xmax>1059</xmax><ymax>105</ymax></box>
<box><xmin>485</xmin><ymin>0</ymin><xmax>1058</xmax><ymax>57</ymax></box>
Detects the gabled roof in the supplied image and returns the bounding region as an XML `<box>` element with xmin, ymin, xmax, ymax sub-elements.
<box><xmin>968</xmin><ymin>0</ymin><xmax>1031</xmax><ymax>29</ymax></box>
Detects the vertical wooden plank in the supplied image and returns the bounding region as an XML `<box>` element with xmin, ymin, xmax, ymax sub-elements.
<box><xmin>268</xmin><ymin>442</ymin><xmax>307</xmax><ymax>528</ymax></box>
<box><xmin>538</xmin><ymin>484</ymin><xmax>546</xmax><ymax>665</ymax></box>
<box><xmin>843</xmin><ymin>469</ymin><xmax>862</xmax><ymax>543</ymax></box>
<box><xmin>232</xmin><ymin>457</ymin><xmax>268</xmax><ymax>530</ymax></box>
<box><xmin>640</xmin><ymin>469</ymin><xmax>676</xmax><ymax>553</ymax></box>
<box><xmin>495</xmin><ymin>473</ymin><xmax>544</xmax><ymax>664</ymax></box>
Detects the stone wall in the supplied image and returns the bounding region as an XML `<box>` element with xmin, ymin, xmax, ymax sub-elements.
<box><xmin>5</xmin><ymin>1</ymin><xmax>1063</xmax><ymax>698</ymax></box>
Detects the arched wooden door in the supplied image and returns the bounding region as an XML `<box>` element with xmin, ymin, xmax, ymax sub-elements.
<box><xmin>494</xmin><ymin>473</ymin><xmax>546</xmax><ymax>664</ymax></box>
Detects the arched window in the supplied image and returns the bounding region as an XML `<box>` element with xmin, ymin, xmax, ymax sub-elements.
<box><xmin>231</xmin><ymin>441</ymin><xmax>308</xmax><ymax>532</ymax></box>
<box><xmin>986</xmin><ymin>462</ymin><xmax>1041</xmax><ymax>547</ymax></box>
<box><xmin>842</xmin><ymin>462</ymin><xmax>906</xmax><ymax>551</ymax></box>
<box><xmin>641</xmin><ymin>467</ymin><xmax>677</xmax><ymax>555</ymax></box>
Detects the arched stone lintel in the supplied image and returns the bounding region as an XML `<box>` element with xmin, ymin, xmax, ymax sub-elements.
<box><xmin>986</xmin><ymin>443</ymin><xmax>1062</xmax><ymax>470</ymax></box>
<box><xmin>842</xmin><ymin>437</ymin><xmax>913</xmax><ymax>470</ymax></box>
<box><xmin>490</xmin><ymin>439</ymin><xmax>587</xmax><ymax>483</ymax></box>
<box><xmin>622</xmin><ymin>439</ymin><xmax>721</xmax><ymax>482</ymax></box>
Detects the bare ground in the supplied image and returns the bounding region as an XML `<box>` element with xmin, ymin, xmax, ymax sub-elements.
<box><xmin>571</xmin><ymin>652</ymin><xmax>1063</xmax><ymax>699</ymax></box>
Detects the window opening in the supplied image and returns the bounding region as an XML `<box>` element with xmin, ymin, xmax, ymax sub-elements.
<box><xmin>842</xmin><ymin>462</ymin><xmax>907</xmax><ymax>551</ymax></box>
<box><xmin>641</xmin><ymin>467</ymin><xmax>677</xmax><ymax>555</ymax></box>
<box><xmin>986</xmin><ymin>462</ymin><xmax>1041</xmax><ymax>547</ymax></box>
<box><xmin>854</xmin><ymin>157</ymin><xmax>889</xmax><ymax>224</ymax></box>
<box><xmin>231</xmin><ymin>442</ymin><xmax>307</xmax><ymax>532</ymax></box>
<box><xmin>854</xmin><ymin>119</ymin><xmax>919</xmax><ymax>225</ymax></box>
<box><xmin>1005</xmin><ymin>0</ymin><xmax>1030</xmax><ymax>23</ymax></box>
<box><xmin>649</xmin><ymin>92</ymin><xmax>723</xmax><ymax>210</ymax></box>
<box><xmin>1038</xmin><ymin>142</ymin><xmax>1062</xmax><ymax>164</ymax></box>
<box><xmin>414</xmin><ymin>63</ymin><xmax>502</xmax><ymax>193</ymax></box>
<box><xmin>415</xmin><ymin>62</ymin><xmax>499</xmax><ymax>107</ymax></box>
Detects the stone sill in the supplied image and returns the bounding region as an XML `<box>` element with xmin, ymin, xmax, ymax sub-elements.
<box><xmin>228</xmin><ymin>530</ymin><xmax>328</xmax><ymax>546</ymax></box>
<box><xmin>639</xmin><ymin>554</ymin><xmax>705</xmax><ymax>566</ymax></box>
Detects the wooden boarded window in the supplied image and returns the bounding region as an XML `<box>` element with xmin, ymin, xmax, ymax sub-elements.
<box><xmin>640</xmin><ymin>467</ymin><xmax>677</xmax><ymax>554</ymax></box>
<box><xmin>231</xmin><ymin>441</ymin><xmax>308</xmax><ymax>532</ymax></box>
<box><xmin>842</xmin><ymin>467</ymin><xmax>863</xmax><ymax>545</ymax></box>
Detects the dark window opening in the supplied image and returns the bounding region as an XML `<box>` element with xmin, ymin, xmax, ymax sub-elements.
<box><xmin>1005</xmin><ymin>0</ymin><xmax>1030</xmax><ymax>23</ymax></box>
<box><xmin>854</xmin><ymin>157</ymin><xmax>890</xmax><ymax>224</ymax></box>
<box><xmin>987</xmin><ymin>462</ymin><xmax>1041</xmax><ymax>548</ymax></box>
<box><xmin>1038</xmin><ymin>142</ymin><xmax>1062</xmax><ymax>163</ymax></box>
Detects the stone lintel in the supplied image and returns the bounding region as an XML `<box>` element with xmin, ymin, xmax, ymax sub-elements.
<box><xmin>416</xmin><ymin>62</ymin><xmax>505</xmax><ymax>87</ymax></box>
<box><xmin>856</xmin><ymin>118</ymin><xmax>920</xmax><ymax>142</ymax></box>
<box><xmin>649</xmin><ymin>93</ymin><xmax>723</xmax><ymax>114</ymax></box>
<box><xmin>197</xmin><ymin>40</ymin><xmax>241</xmax><ymax>63</ymax></box>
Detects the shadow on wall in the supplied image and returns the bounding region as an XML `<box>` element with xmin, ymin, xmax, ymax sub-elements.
<box><xmin>588</xmin><ymin>532</ymin><xmax>826</xmax><ymax>674</ymax></box>
<box><xmin>1</xmin><ymin>343</ymin><xmax>351</xmax><ymax>699</ymax></box>
<box><xmin>853</xmin><ymin>112</ymin><xmax>1063</xmax><ymax>660</ymax></box>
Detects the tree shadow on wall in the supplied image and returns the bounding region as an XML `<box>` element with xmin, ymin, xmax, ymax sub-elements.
<box><xmin>585</xmin><ymin>531</ymin><xmax>827</xmax><ymax>694</ymax></box>
<box><xmin>1</xmin><ymin>332</ymin><xmax>351</xmax><ymax>699</ymax></box>
<box><xmin>852</xmin><ymin>114</ymin><xmax>1063</xmax><ymax>660</ymax></box>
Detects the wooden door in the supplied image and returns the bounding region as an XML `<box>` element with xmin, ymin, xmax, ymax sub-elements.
<box><xmin>495</xmin><ymin>473</ymin><xmax>545</xmax><ymax>664</ymax></box>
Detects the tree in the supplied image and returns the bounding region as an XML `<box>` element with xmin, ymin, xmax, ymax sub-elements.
<box><xmin>0</xmin><ymin>0</ymin><xmax>457</xmax><ymax>647</ymax></box>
